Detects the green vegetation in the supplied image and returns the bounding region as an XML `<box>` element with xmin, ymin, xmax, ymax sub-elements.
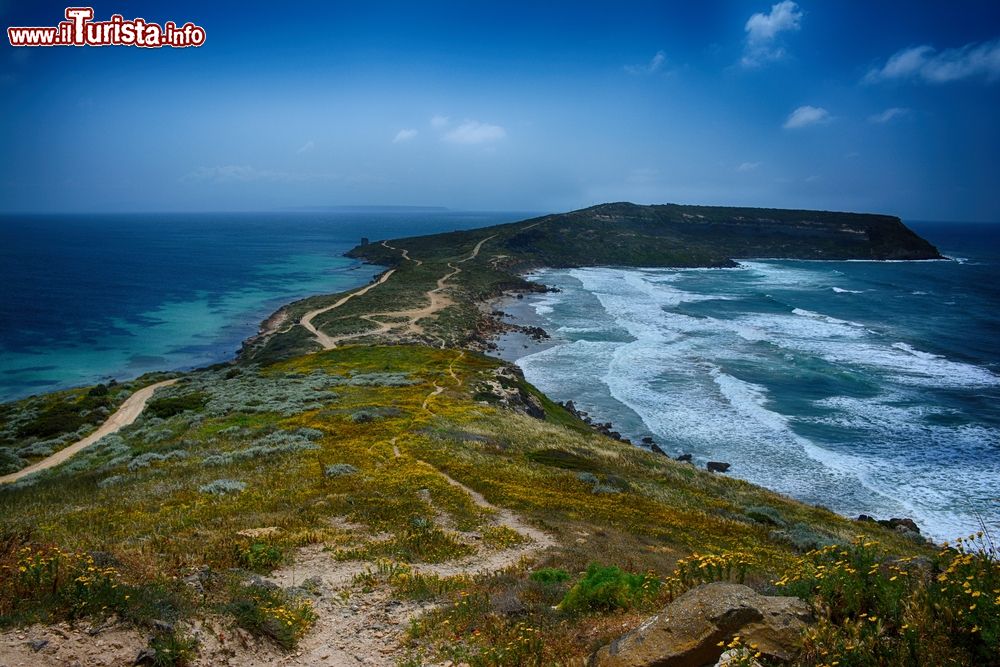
<box><xmin>0</xmin><ymin>377</ymin><xmax>167</xmax><ymax>475</ymax></box>
<box><xmin>559</xmin><ymin>563</ymin><xmax>661</xmax><ymax>613</ymax></box>
<box><xmin>2</xmin><ymin>345</ymin><xmax>953</xmax><ymax>664</ymax></box>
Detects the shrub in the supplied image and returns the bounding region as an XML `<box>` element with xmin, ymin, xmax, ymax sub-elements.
<box><xmin>0</xmin><ymin>449</ymin><xmax>24</xmax><ymax>475</ymax></box>
<box><xmin>529</xmin><ymin>567</ymin><xmax>571</xmax><ymax>585</ymax></box>
<box><xmin>744</xmin><ymin>504</ymin><xmax>787</xmax><ymax>527</ymax></box>
<box><xmin>199</xmin><ymin>479</ymin><xmax>246</xmax><ymax>495</ymax></box>
<box><xmin>226</xmin><ymin>584</ymin><xmax>316</xmax><ymax>649</ymax></box>
<box><xmin>202</xmin><ymin>431</ymin><xmax>319</xmax><ymax>467</ymax></box>
<box><xmin>127</xmin><ymin>450</ymin><xmax>188</xmax><ymax>471</ymax></box>
<box><xmin>238</xmin><ymin>542</ymin><xmax>284</xmax><ymax>573</ymax></box>
<box><xmin>1</xmin><ymin>545</ymin><xmax>129</xmax><ymax>623</ymax></box>
<box><xmin>778</xmin><ymin>534</ymin><xmax>999</xmax><ymax>666</ymax></box>
<box><xmin>148</xmin><ymin>630</ymin><xmax>198</xmax><ymax>666</ymax></box>
<box><xmin>559</xmin><ymin>563</ymin><xmax>660</xmax><ymax>613</ymax></box>
<box><xmin>146</xmin><ymin>392</ymin><xmax>208</xmax><ymax>419</ymax></box>
<box><xmin>771</xmin><ymin>522</ymin><xmax>839</xmax><ymax>552</ymax></box>
<box><xmin>97</xmin><ymin>475</ymin><xmax>124</xmax><ymax>489</ymax></box>
<box><xmin>324</xmin><ymin>463</ymin><xmax>358</xmax><ymax>477</ymax></box>
<box><xmin>17</xmin><ymin>404</ymin><xmax>87</xmax><ymax>439</ymax></box>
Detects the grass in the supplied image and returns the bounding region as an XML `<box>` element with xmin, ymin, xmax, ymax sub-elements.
<box><xmin>0</xmin><ymin>345</ymin><xmax>958</xmax><ymax>664</ymax></box>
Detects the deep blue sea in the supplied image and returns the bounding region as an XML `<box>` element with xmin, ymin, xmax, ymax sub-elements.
<box><xmin>496</xmin><ymin>222</ymin><xmax>1000</xmax><ymax>542</ymax></box>
<box><xmin>0</xmin><ymin>211</ymin><xmax>528</xmax><ymax>402</ymax></box>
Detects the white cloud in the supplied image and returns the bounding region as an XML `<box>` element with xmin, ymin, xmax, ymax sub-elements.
<box><xmin>741</xmin><ymin>1</ymin><xmax>803</xmax><ymax>68</ymax></box>
<box><xmin>625</xmin><ymin>50</ymin><xmax>667</xmax><ymax>75</ymax></box>
<box><xmin>783</xmin><ymin>105</ymin><xmax>830</xmax><ymax>129</ymax></box>
<box><xmin>868</xmin><ymin>107</ymin><xmax>910</xmax><ymax>124</ymax></box>
<box><xmin>442</xmin><ymin>120</ymin><xmax>506</xmax><ymax>145</ymax></box>
<box><xmin>296</xmin><ymin>140</ymin><xmax>315</xmax><ymax>154</ymax></box>
<box><xmin>393</xmin><ymin>128</ymin><xmax>418</xmax><ymax>143</ymax></box>
<box><xmin>865</xmin><ymin>38</ymin><xmax>1000</xmax><ymax>84</ymax></box>
<box><xmin>181</xmin><ymin>165</ymin><xmax>338</xmax><ymax>184</ymax></box>
<box><xmin>737</xmin><ymin>161</ymin><xmax>762</xmax><ymax>172</ymax></box>
<box><xmin>430</xmin><ymin>115</ymin><xmax>450</xmax><ymax>128</ymax></box>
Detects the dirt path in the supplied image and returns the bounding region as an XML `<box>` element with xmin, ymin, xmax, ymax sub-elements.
<box><xmin>311</xmin><ymin>235</ymin><xmax>497</xmax><ymax>349</ymax></box>
<box><xmin>381</xmin><ymin>241</ymin><xmax>423</xmax><ymax>266</ymax></box>
<box><xmin>243</xmin><ymin>434</ymin><xmax>556</xmax><ymax>666</ymax></box>
<box><xmin>0</xmin><ymin>379</ymin><xmax>179</xmax><ymax>485</ymax></box>
<box><xmin>299</xmin><ymin>269</ymin><xmax>397</xmax><ymax>350</ymax></box>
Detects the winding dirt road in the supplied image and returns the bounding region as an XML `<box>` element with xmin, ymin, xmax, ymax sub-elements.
<box><xmin>304</xmin><ymin>235</ymin><xmax>497</xmax><ymax>349</ymax></box>
<box><xmin>0</xmin><ymin>379</ymin><xmax>178</xmax><ymax>485</ymax></box>
<box><xmin>299</xmin><ymin>269</ymin><xmax>397</xmax><ymax>350</ymax></box>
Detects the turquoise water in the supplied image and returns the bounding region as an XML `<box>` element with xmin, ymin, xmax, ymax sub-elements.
<box><xmin>501</xmin><ymin>223</ymin><xmax>1000</xmax><ymax>541</ymax></box>
<box><xmin>0</xmin><ymin>211</ymin><xmax>529</xmax><ymax>401</ymax></box>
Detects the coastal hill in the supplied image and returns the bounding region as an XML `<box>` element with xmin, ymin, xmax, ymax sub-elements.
<box><xmin>348</xmin><ymin>201</ymin><xmax>942</xmax><ymax>269</ymax></box>
<box><xmin>1</xmin><ymin>205</ymin><xmax>993</xmax><ymax>667</ymax></box>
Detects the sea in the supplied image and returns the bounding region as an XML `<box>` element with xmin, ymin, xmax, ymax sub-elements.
<box><xmin>0</xmin><ymin>210</ymin><xmax>529</xmax><ymax>402</ymax></box>
<box><xmin>493</xmin><ymin>222</ymin><xmax>1000</xmax><ymax>543</ymax></box>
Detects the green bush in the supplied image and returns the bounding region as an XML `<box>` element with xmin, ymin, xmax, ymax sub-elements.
<box><xmin>149</xmin><ymin>630</ymin><xmax>197</xmax><ymax>666</ymax></box>
<box><xmin>17</xmin><ymin>404</ymin><xmax>87</xmax><ymax>439</ymax></box>
<box><xmin>225</xmin><ymin>584</ymin><xmax>316</xmax><ymax>649</ymax></box>
<box><xmin>146</xmin><ymin>392</ymin><xmax>208</xmax><ymax>419</ymax></box>
<box><xmin>238</xmin><ymin>542</ymin><xmax>283</xmax><ymax>573</ymax></box>
<box><xmin>529</xmin><ymin>567</ymin><xmax>571</xmax><ymax>585</ymax></box>
<box><xmin>559</xmin><ymin>563</ymin><xmax>660</xmax><ymax>613</ymax></box>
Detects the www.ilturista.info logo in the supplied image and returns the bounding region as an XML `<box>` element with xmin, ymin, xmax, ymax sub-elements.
<box><xmin>7</xmin><ymin>7</ymin><xmax>206</xmax><ymax>48</ymax></box>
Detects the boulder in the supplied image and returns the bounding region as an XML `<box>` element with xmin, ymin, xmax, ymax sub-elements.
<box><xmin>588</xmin><ymin>582</ymin><xmax>813</xmax><ymax>667</ymax></box>
<box><xmin>885</xmin><ymin>517</ymin><xmax>920</xmax><ymax>534</ymax></box>
<box><xmin>706</xmin><ymin>461</ymin><xmax>731</xmax><ymax>473</ymax></box>
<box><xmin>675</xmin><ymin>453</ymin><xmax>693</xmax><ymax>463</ymax></box>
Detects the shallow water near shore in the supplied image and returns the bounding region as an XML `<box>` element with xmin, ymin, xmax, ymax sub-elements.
<box><xmin>0</xmin><ymin>211</ymin><xmax>529</xmax><ymax>401</ymax></box>
<box><xmin>492</xmin><ymin>222</ymin><xmax>1000</xmax><ymax>542</ymax></box>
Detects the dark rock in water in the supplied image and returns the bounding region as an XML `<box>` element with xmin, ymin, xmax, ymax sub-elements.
<box><xmin>516</xmin><ymin>294</ymin><xmax>524</xmax><ymax>299</ymax></box>
<box><xmin>675</xmin><ymin>453</ymin><xmax>693</xmax><ymax>462</ymax></box>
<box><xmin>856</xmin><ymin>514</ymin><xmax>921</xmax><ymax>535</ymax></box>
<box><xmin>707</xmin><ymin>461</ymin><xmax>730</xmax><ymax>473</ymax></box>
<box><xmin>649</xmin><ymin>443</ymin><xmax>667</xmax><ymax>456</ymax></box>
<box><xmin>885</xmin><ymin>517</ymin><xmax>921</xmax><ymax>534</ymax></box>
<box><xmin>641</xmin><ymin>436</ymin><xmax>655</xmax><ymax>445</ymax></box>
<box><xmin>588</xmin><ymin>582</ymin><xmax>813</xmax><ymax>667</ymax></box>
<box><xmin>564</xmin><ymin>400</ymin><xmax>577</xmax><ymax>414</ymax></box>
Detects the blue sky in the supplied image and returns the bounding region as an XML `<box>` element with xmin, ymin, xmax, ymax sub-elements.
<box><xmin>1</xmin><ymin>1</ymin><xmax>999</xmax><ymax>220</ymax></box>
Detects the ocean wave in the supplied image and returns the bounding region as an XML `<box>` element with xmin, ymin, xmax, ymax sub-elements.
<box><xmin>832</xmin><ymin>286</ymin><xmax>864</xmax><ymax>294</ymax></box>
<box><xmin>513</xmin><ymin>265</ymin><xmax>1000</xmax><ymax>540</ymax></box>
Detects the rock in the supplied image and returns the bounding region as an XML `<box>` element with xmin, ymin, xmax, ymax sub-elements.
<box><xmin>707</xmin><ymin>461</ymin><xmax>731</xmax><ymax>473</ymax></box>
<box><xmin>152</xmin><ymin>619</ymin><xmax>174</xmax><ymax>634</ymax></box>
<box><xmin>675</xmin><ymin>453</ymin><xmax>693</xmax><ymax>463</ymax></box>
<box><xmin>885</xmin><ymin>517</ymin><xmax>921</xmax><ymax>534</ymax></box>
<box><xmin>715</xmin><ymin>649</ymin><xmax>763</xmax><ymax>666</ymax></box>
<box><xmin>28</xmin><ymin>639</ymin><xmax>49</xmax><ymax>652</ymax></box>
<box><xmin>134</xmin><ymin>648</ymin><xmax>157</xmax><ymax>665</ymax></box>
<box><xmin>589</xmin><ymin>582</ymin><xmax>813</xmax><ymax>667</ymax></box>
<box><xmin>650</xmin><ymin>444</ymin><xmax>668</xmax><ymax>457</ymax></box>
<box><xmin>641</xmin><ymin>436</ymin><xmax>655</xmax><ymax>445</ymax></box>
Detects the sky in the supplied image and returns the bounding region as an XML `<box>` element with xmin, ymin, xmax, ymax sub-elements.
<box><xmin>1</xmin><ymin>1</ymin><xmax>999</xmax><ymax>221</ymax></box>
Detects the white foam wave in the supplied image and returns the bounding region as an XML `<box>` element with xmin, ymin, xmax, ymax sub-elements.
<box><xmin>832</xmin><ymin>287</ymin><xmax>864</xmax><ymax>294</ymax></box>
<box><xmin>513</xmin><ymin>266</ymin><xmax>1000</xmax><ymax>541</ymax></box>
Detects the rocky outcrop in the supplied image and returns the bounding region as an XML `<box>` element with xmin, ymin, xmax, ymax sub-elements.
<box><xmin>706</xmin><ymin>461</ymin><xmax>731</xmax><ymax>473</ymax></box>
<box><xmin>588</xmin><ymin>582</ymin><xmax>813</xmax><ymax>667</ymax></box>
